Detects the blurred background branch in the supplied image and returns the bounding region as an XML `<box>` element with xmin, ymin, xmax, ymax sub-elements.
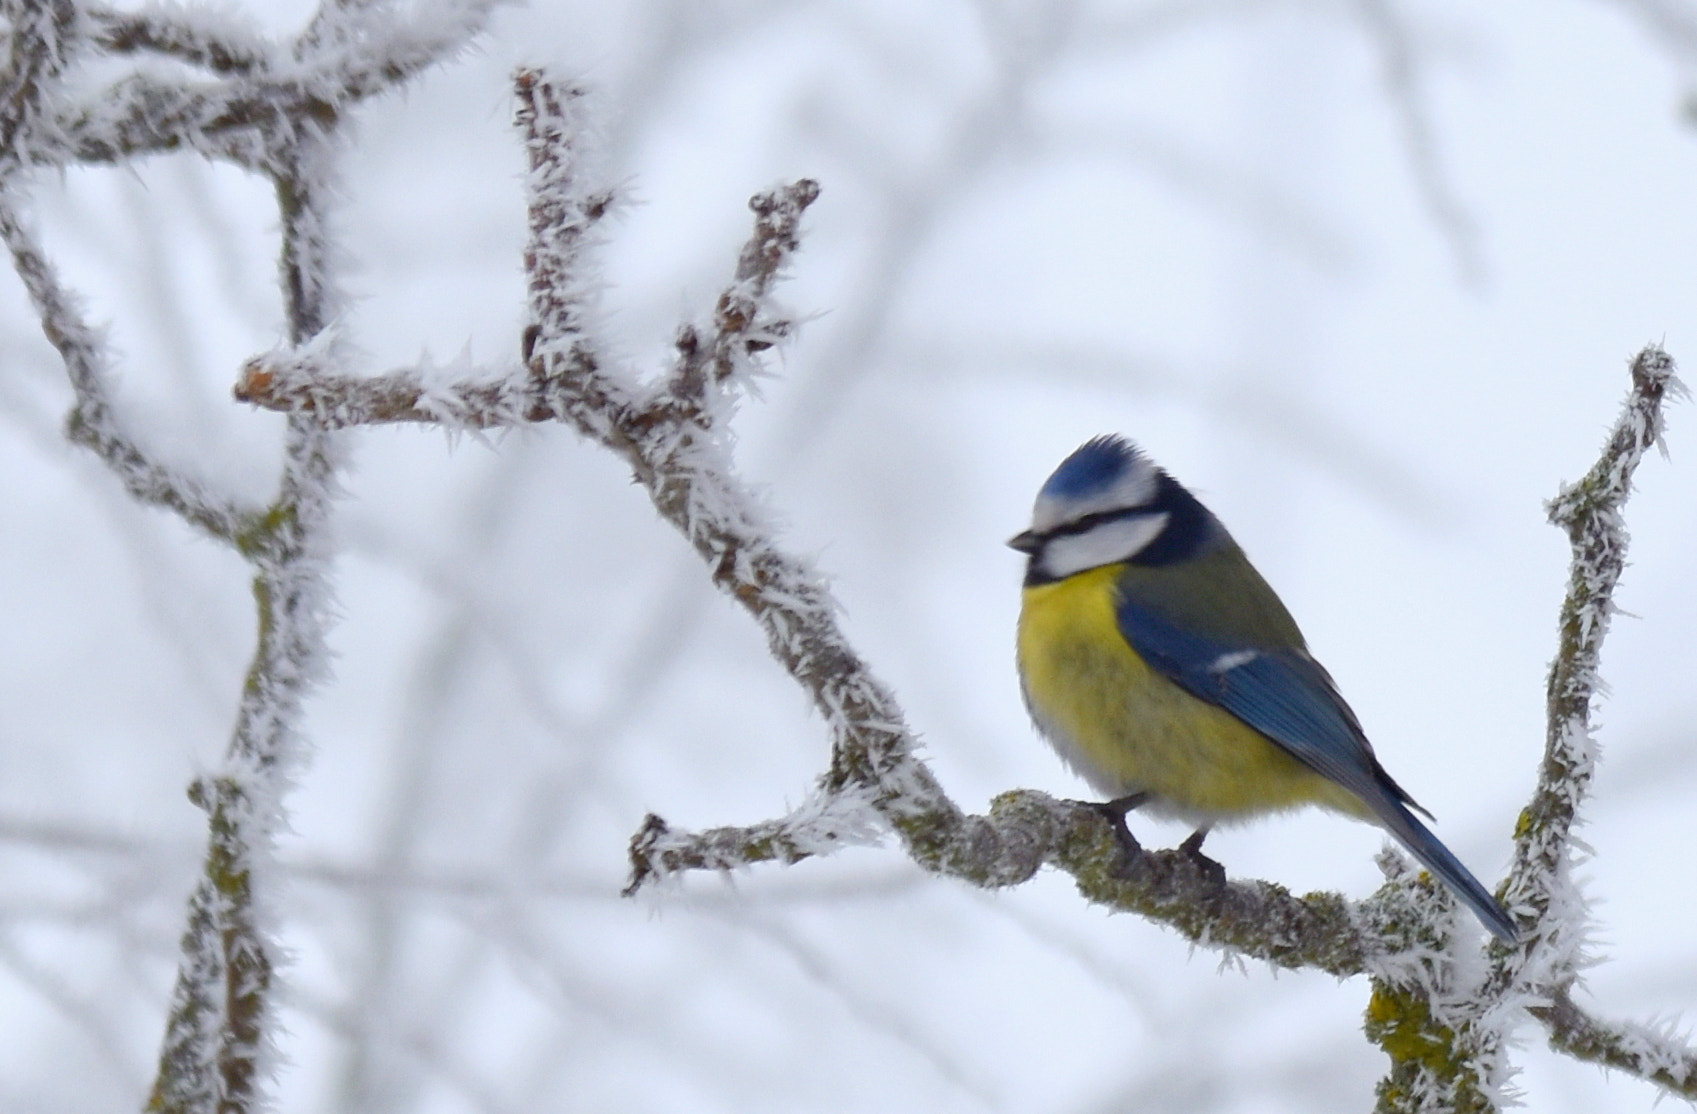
<box><xmin>2</xmin><ymin>2</ymin><xmax>496</xmax><ymax>1110</ymax></box>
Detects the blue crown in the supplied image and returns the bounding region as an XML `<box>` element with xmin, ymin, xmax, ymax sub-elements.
<box><xmin>1041</xmin><ymin>435</ymin><xmax>1143</xmax><ymax>499</ymax></box>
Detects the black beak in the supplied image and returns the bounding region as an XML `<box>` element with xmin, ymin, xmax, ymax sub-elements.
<box><xmin>1007</xmin><ymin>530</ymin><xmax>1041</xmax><ymax>554</ymax></box>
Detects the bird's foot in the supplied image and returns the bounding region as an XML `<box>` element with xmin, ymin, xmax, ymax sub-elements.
<box><xmin>1177</xmin><ymin>827</ymin><xmax>1226</xmax><ymax>890</ymax></box>
<box><xmin>1080</xmin><ymin>793</ymin><xmax>1149</xmax><ymax>875</ymax></box>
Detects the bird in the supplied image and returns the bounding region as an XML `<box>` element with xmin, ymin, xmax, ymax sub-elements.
<box><xmin>1009</xmin><ymin>434</ymin><xmax>1517</xmax><ymax>943</ymax></box>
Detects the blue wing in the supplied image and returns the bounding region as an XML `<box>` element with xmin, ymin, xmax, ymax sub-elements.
<box><xmin>1111</xmin><ymin>591</ymin><xmax>1405</xmax><ymax>811</ymax></box>
<box><xmin>1113</xmin><ymin>587</ymin><xmax>1519</xmax><ymax>942</ymax></box>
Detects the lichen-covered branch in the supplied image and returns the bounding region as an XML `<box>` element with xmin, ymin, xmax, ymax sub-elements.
<box><xmin>1532</xmin><ymin>989</ymin><xmax>1697</xmax><ymax>1097</ymax></box>
<box><xmin>1363</xmin><ymin>857</ymin><xmax>1507</xmax><ymax>1114</ymax></box>
<box><xmin>228</xmin><ymin>70</ymin><xmax>1423</xmax><ymax>976</ymax></box>
<box><xmin>1495</xmin><ymin>347</ymin><xmax>1682</xmax><ymax>967</ymax></box>
<box><xmin>1482</xmin><ymin>344</ymin><xmax>1693</xmax><ymax>1091</ymax></box>
<box><xmin>1353</xmin><ymin>344</ymin><xmax>1690</xmax><ymax>1112</ymax></box>
<box><xmin>625</xmin><ymin>787</ymin><xmax>1372</xmax><ymax>973</ymax></box>
<box><xmin>1517</xmin><ymin>345</ymin><xmax>1682</xmax><ymax>908</ymax></box>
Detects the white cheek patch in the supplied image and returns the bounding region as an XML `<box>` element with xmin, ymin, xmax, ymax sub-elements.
<box><xmin>1039</xmin><ymin>512</ymin><xmax>1169</xmax><ymax>578</ymax></box>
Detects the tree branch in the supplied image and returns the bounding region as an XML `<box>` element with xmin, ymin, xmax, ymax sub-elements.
<box><xmin>1532</xmin><ymin>989</ymin><xmax>1697</xmax><ymax>1098</ymax></box>
<box><xmin>1497</xmin><ymin>347</ymin><xmax>1682</xmax><ymax>959</ymax></box>
<box><xmin>0</xmin><ymin>206</ymin><xmax>259</xmax><ymax>542</ymax></box>
<box><xmin>224</xmin><ymin>65</ymin><xmax>1697</xmax><ymax>1108</ymax></box>
<box><xmin>0</xmin><ymin>2</ymin><xmax>493</xmax><ymax>1111</ymax></box>
<box><xmin>0</xmin><ymin>0</ymin><xmax>76</xmax><ymax>171</ymax></box>
<box><xmin>231</xmin><ymin>70</ymin><xmax>1451</xmax><ymax>973</ymax></box>
<box><xmin>1489</xmin><ymin>344</ymin><xmax>1694</xmax><ymax>1090</ymax></box>
<box><xmin>24</xmin><ymin>2</ymin><xmax>501</xmax><ymax>175</ymax></box>
<box><xmin>87</xmin><ymin>5</ymin><xmax>272</xmax><ymax>75</ymax></box>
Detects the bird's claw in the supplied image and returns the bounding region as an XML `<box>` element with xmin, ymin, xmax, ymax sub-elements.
<box><xmin>1177</xmin><ymin>828</ymin><xmax>1226</xmax><ymax>890</ymax></box>
<box><xmin>1080</xmin><ymin>794</ymin><xmax>1148</xmax><ymax>875</ymax></box>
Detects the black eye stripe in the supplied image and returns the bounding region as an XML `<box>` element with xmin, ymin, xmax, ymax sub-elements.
<box><xmin>1031</xmin><ymin>474</ymin><xmax>1215</xmax><ymax>567</ymax></box>
<box><xmin>1040</xmin><ymin>505</ymin><xmax>1158</xmax><ymax>543</ymax></box>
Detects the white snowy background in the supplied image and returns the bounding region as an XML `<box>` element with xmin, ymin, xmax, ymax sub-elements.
<box><xmin>2</xmin><ymin>0</ymin><xmax>1696</xmax><ymax>1110</ymax></box>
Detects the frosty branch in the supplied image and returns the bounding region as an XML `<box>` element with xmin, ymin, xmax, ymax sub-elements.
<box><xmin>235</xmin><ymin>47</ymin><xmax>1673</xmax><ymax>993</ymax></box>
<box><xmin>230</xmin><ymin>67</ymin><xmax>1376</xmax><ymax>974</ymax></box>
<box><xmin>1</xmin><ymin>3</ymin><xmax>497</xmax><ymax>1113</ymax></box>
<box><xmin>251</xmin><ymin>139</ymin><xmax>1692</xmax><ymax>1098</ymax></box>
<box><xmin>1502</xmin><ymin>346</ymin><xmax>1697</xmax><ymax>1096</ymax></box>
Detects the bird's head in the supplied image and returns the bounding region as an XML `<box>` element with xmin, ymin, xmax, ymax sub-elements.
<box><xmin>1010</xmin><ymin>435</ymin><xmax>1219</xmax><ymax>583</ymax></box>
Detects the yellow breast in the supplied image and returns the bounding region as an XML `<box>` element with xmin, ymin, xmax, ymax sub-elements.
<box><xmin>1015</xmin><ymin>565</ymin><xmax>1362</xmax><ymax>822</ymax></box>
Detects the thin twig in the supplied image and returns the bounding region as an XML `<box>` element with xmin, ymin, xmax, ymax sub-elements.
<box><xmin>87</xmin><ymin>6</ymin><xmax>272</xmax><ymax>74</ymax></box>
<box><xmin>0</xmin><ymin>207</ymin><xmax>258</xmax><ymax>541</ymax></box>
<box><xmin>1532</xmin><ymin>989</ymin><xmax>1697</xmax><ymax>1097</ymax></box>
<box><xmin>1503</xmin><ymin>347</ymin><xmax>1682</xmax><ymax>944</ymax></box>
<box><xmin>1488</xmin><ymin>345</ymin><xmax>1692</xmax><ymax>1095</ymax></box>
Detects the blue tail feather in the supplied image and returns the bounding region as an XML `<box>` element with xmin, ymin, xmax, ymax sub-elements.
<box><xmin>1371</xmin><ymin>794</ymin><xmax>1518</xmax><ymax>943</ymax></box>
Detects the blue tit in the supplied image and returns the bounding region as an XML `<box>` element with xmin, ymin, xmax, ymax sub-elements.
<box><xmin>1009</xmin><ymin>435</ymin><xmax>1517</xmax><ymax>942</ymax></box>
